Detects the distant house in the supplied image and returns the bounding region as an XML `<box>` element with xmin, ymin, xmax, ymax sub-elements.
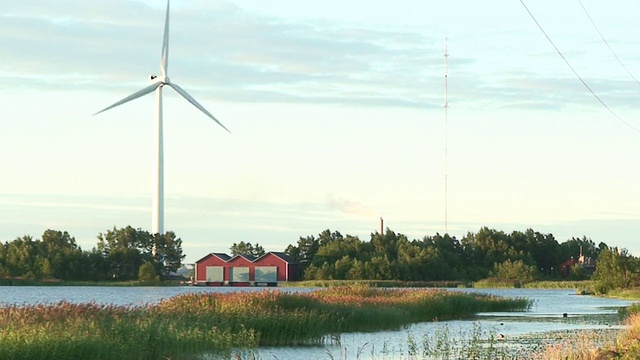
<box><xmin>194</xmin><ymin>251</ymin><xmax>299</xmax><ymax>286</ymax></box>
<box><xmin>559</xmin><ymin>253</ymin><xmax>596</xmax><ymax>278</ymax></box>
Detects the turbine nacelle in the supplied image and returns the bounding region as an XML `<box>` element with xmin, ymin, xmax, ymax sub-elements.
<box><xmin>149</xmin><ymin>74</ymin><xmax>169</xmax><ymax>84</ymax></box>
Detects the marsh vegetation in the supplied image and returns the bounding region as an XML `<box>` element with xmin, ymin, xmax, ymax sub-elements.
<box><xmin>0</xmin><ymin>285</ymin><xmax>530</xmax><ymax>359</ymax></box>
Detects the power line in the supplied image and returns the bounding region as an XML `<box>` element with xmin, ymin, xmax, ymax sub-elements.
<box><xmin>578</xmin><ymin>0</ymin><xmax>640</xmax><ymax>88</ymax></box>
<box><xmin>519</xmin><ymin>0</ymin><xmax>640</xmax><ymax>133</ymax></box>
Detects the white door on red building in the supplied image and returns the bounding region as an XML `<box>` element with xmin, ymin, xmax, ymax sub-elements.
<box><xmin>230</xmin><ymin>267</ymin><xmax>249</xmax><ymax>282</ymax></box>
<box><xmin>206</xmin><ymin>266</ymin><xmax>223</xmax><ymax>282</ymax></box>
<box><xmin>255</xmin><ymin>266</ymin><xmax>277</xmax><ymax>282</ymax></box>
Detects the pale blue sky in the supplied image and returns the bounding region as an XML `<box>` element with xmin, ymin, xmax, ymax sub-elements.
<box><xmin>1</xmin><ymin>0</ymin><xmax>639</xmax><ymax>263</ymax></box>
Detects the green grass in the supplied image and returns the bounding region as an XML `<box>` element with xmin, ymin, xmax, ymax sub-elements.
<box><xmin>472</xmin><ymin>278</ymin><xmax>525</xmax><ymax>288</ymax></box>
<box><xmin>472</xmin><ymin>278</ymin><xmax>594</xmax><ymax>290</ymax></box>
<box><xmin>0</xmin><ymin>284</ymin><xmax>530</xmax><ymax>359</ymax></box>
<box><xmin>605</xmin><ymin>287</ymin><xmax>640</xmax><ymax>300</ymax></box>
<box><xmin>281</xmin><ymin>279</ymin><xmax>469</xmax><ymax>288</ymax></box>
<box><xmin>523</xmin><ymin>280</ymin><xmax>593</xmax><ymax>289</ymax></box>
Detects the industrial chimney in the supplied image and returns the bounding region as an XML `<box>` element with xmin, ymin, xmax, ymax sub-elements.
<box><xmin>379</xmin><ymin>216</ymin><xmax>384</xmax><ymax>236</ymax></box>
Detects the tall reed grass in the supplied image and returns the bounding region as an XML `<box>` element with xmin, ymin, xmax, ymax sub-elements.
<box><xmin>605</xmin><ymin>287</ymin><xmax>640</xmax><ymax>300</ymax></box>
<box><xmin>523</xmin><ymin>280</ymin><xmax>593</xmax><ymax>289</ymax></box>
<box><xmin>0</xmin><ymin>301</ymin><xmax>255</xmax><ymax>359</ymax></box>
<box><xmin>0</xmin><ymin>284</ymin><xmax>530</xmax><ymax>359</ymax></box>
<box><xmin>283</xmin><ymin>279</ymin><xmax>468</xmax><ymax>288</ymax></box>
<box><xmin>473</xmin><ymin>279</ymin><xmax>594</xmax><ymax>290</ymax></box>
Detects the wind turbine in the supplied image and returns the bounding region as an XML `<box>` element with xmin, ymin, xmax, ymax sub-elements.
<box><xmin>95</xmin><ymin>0</ymin><xmax>230</xmax><ymax>237</ymax></box>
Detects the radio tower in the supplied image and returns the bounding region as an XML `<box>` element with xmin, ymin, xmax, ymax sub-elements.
<box><xmin>444</xmin><ymin>38</ymin><xmax>449</xmax><ymax>235</ymax></box>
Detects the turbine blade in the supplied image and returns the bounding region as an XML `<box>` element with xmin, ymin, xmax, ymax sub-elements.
<box><xmin>160</xmin><ymin>0</ymin><xmax>170</xmax><ymax>77</ymax></box>
<box><xmin>168</xmin><ymin>83</ymin><xmax>231</xmax><ymax>133</ymax></box>
<box><xmin>94</xmin><ymin>82</ymin><xmax>161</xmax><ymax>115</ymax></box>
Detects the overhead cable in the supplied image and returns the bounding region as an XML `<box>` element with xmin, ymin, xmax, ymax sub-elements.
<box><xmin>519</xmin><ymin>0</ymin><xmax>640</xmax><ymax>133</ymax></box>
<box><xmin>578</xmin><ymin>0</ymin><xmax>640</xmax><ymax>88</ymax></box>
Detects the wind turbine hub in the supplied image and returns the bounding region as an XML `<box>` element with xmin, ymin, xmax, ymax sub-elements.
<box><xmin>150</xmin><ymin>74</ymin><xmax>169</xmax><ymax>84</ymax></box>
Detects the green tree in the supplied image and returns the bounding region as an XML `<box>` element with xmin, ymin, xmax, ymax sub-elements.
<box><xmin>318</xmin><ymin>230</ymin><xmax>345</xmax><ymax>247</ymax></box>
<box><xmin>421</xmin><ymin>247</ymin><xmax>453</xmax><ymax>281</ymax></box>
<box><xmin>523</xmin><ymin>229</ymin><xmax>560</xmax><ymax>276</ymax></box>
<box><xmin>462</xmin><ymin>227</ymin><xmax>511</xmax><ymax>270</ymax></box>
<box><xmin>396</xmin><ymin>241</ymin><xmax>426</xmax><ymax>281</ymax></box>
<box><xmin>40</xmin><ymin>230</ymin><xmax>84</xmax><ymax>280</ymax></box>
<box><xmin>592</xmin><ymin>247</ymin><xmax>638</xmax><ymax>293</ymax></box>
<box><xmin>0</xmin><ymin>243</ymin><xmax>7</xmax><ymax>277</ymax></box>
<box><xmin>568</xmin><ymin>263</ymin><xmax>588</xmax><ymax>280</ymax></box>
<box><xmin>138</xmin><ymin>261</ymin><xmax>160</xmax><ymax>283</ymax></box>
<box><xmin>40</xmin><ymin>258</ymin><xmax>53</xmax><ymax>279</ymax></box>
<box><xmin>560</xmin><ymin>236</ymin><xmax>599</xmax><ymax>261</ymax></box>
<box><xmin>347</xmin><ymin>259</ymin><xmax>370</xmax><ymax>279</ymax></box>
<box><xmin>312</xmin><ymin>235</ymin><xmax>363</xmax><ymax>267</ymax></box>
<box><xmin>492</xmin><ymin>259</ymin><xmax>537</xmax><ymax>281</ymax></box>
<box><xmin>285</xmin><ymin>235</ymin><xmax>320</xmax><ymax>264</ymax></box>
<box><xmin>316</xmin><ymin>262</ymin><xmax>333</xmax><ymax>280</ymax></box>
<box><xmin>334</xmin><ymin>256</ymin><xmax>354</xmax><ymax>280</ymax></box>
<box><xmin>371</xmin><ymin>229</ymin><xmax>403</xmax><ymax>262</ymax></box>
<box><xmin>229</xmin><ymin>241</ymin><xmax>265</xmax><ymax>257</ymax></box>
<box><xmin>5</xmin><ymin>236</ymin><xmax>39</xmax><ymax>278</ymax></box>
<box><xmin>154</xmin><ymin>231</ymin><xmax>185</xmax><ymax>275</ymax></box>
<box><xmin>303</xmin><ymin>263</ymin><xmax>319</xmax><ymax>279</ymax></box>
<box><xmin>96</xmin><ymin>226</ymin><xmax>184</xmax><ymax>280</ymax></box>
<box><xmin>369</xmin><ymin>255</ymin><xmax>394</xmax><ymax>280</ymax></box>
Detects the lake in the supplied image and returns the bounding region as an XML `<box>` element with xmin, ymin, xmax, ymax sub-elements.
<box><xmin>0</xmin><ymin>286</ymin><xmax>635</xmax><ymax>359</ymax></box>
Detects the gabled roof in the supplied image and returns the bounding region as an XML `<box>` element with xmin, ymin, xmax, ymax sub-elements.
<box><xmin>255</xmin><ymin>251</ymin><xmax>298</xmax><ymax>264</ymax></box>
<box><xmin>228</xmin><ymin>254</ymin><xmax>256</xmax><ymax>262</ymax></box>
<box><xmin>212</xmin><ymin>252</ymin><xmax>232</xmax><ymax>261</ymax></box>
<box><xmin>195</xmin><ymin>251</ymin><xmax>298</xmax><ymax>264</ymax></box>
<box><xmin>195</xmin><ymin>252</ymin><xmax>231</xmax><ymax>264</ymax></box>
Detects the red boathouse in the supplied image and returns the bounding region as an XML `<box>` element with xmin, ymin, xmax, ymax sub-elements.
<box><xmin>194</xmin><ymin>251</ymin><xmax>299</xmax><ymax>286</ymax></box>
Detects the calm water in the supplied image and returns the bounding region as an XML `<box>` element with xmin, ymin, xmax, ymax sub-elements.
<box><xmin>0</xmin><ymin>286</ymin><xmax>635</xmax><ymax>359</ymax></box>
<box><xmin>0</xmin><ymin>285</ymin><xmax>293</xmax><ymax>306</ymax></box>
<box><xmin>261</xmin><ymin>288</ymin><xmax>636</xmax><ymax>359</ymax></box>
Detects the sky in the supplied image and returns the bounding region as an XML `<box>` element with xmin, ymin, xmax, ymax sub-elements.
<box><xmin>1</xmin><ymin>0</ymin><xmax>639</xmax><ymax>263</ymax></box>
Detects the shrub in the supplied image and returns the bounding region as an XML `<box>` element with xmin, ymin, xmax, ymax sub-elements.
<box><xmin>138</xmin><ymin>261</ymin><xmax>160</xmax><ymax>284</ymax></box>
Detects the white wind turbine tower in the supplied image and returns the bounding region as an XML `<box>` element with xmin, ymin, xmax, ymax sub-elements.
<box><xmin>95</xmin><ymin>0</ymin><xmax>230</xmax><ymax>237</ymax></box>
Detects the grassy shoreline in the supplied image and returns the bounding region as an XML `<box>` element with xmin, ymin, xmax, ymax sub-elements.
<box><xmin>2</xmin><ymin>277</ymin><xmax>600</xmax><ymax>290</ymax></box>
<box><xmin>0</xmin><ymin>284</ymin><xmax>530</xmax><ymax>360</ymax></box>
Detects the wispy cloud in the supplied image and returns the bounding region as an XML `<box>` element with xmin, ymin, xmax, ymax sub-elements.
<box><xmin>5</xmin><ymin>0</ymin><xmax>637</xmax><ymax>112</ymax></box>
<box><xmin>326</xmin><ymin>196</ymin><xmax>378</xmax><ymax>218</ymax></box>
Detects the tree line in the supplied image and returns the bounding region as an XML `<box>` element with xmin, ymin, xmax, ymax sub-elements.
<box><xmin>3</xmin><ymin>225</ymin><xmax>637</xmax><ymax>289</ymax></box>
<box><xmin>282</xmin><ymin>227</ymin><xmax>639</xmax><ymax>285</ymax></box>
<box><xmin>0</xmin><ymin>227</ymin><xmax>184</xmax><ymax>281</ymax></box>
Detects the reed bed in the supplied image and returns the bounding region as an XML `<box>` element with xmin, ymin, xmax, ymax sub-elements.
<box><xmin>523</xmin><ymin>280</ymin><xmax>594</xmax><ymax>290</ymax></box>
<box><xmin>606</xmin><ymin>287</ymin><xmax>640</xmax><ymax>300</ymax></box>
<box><xmin>0</xmin><ymin>284</ymin><xmax>530</xmax><ymax>359</ymax></box>
<box><xmin>472</xmin><ymin>279</ymin><xmax>594</xmax><ymax>290</ymax></box>
<box><xmin>0</xmin><ymin>301</ymin><xmax>254</xmax><ymax>360</ymax></box>
<box><xmin>283</xmin><ymin>279</ymin><xmax>468</xmax><ymax>288</ymax></box>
